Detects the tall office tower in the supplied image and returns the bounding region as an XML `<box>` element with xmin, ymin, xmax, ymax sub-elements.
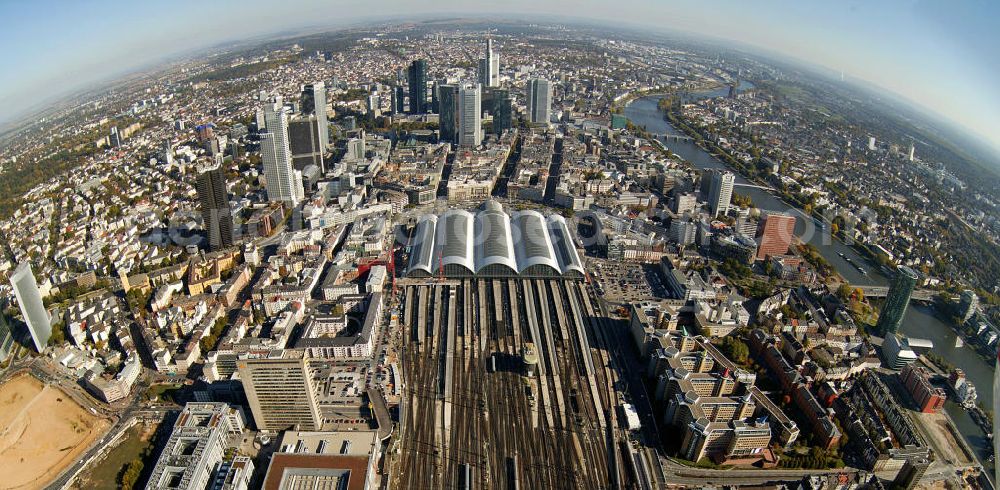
<box><xmin>755</xmin><ymin>213</ymin><xmax>796</xmax><ymax>260</ymax></box>
<box><xmin>478</xmin><ymin>39</ymin><xmax>500</xmax><ymax>88</ymax></box>
<box><xmin>288</xmin><ymin>115</ymin><xmax>325</xmax><ymax>172</ymax></box>
<box><xmin>492</xmin><ymin>89</ymin><xmax>513</xmax><ymax>136</ymax></box>
<box><xmin>237</xmin><ymin>350</ymin><xmax>322</xmax><ymax>431</ymax></box>
<box><xmin>10</xmin><ymin>262</ymin><xmax>51</xmax><ymax>352</ymax></box>
<box><xmin>457</xmin><ymin>84</ymin><xmax>483</xmax><ymax>147</ymax></box>
<box><xmin>407</xmin><ymin>59</ymin><xmax>428</xmax><ymax>114</ymax></box>
<box><xmin>392</xmin><ymin>85</ymin><xmax>406</xmax><ymax>115</ymax></box>
<box><xmin>438</xmin><ymin>84</ymin><xmax>459</xmax><ymax>144</ymax></box>
<box><xmin>0</xmin><ymin>301</ymin><xmax>15</xmax><ymax>362</ymax></box>
<box><xmin>907</xmin><ymin>143</ymin><xmax>915</xmax><ymax>162</ymax></box>
<box><xmin>867</xmin><ymin>136</ymin><xmax>876</xmax><ymax>151</ymax></box>
<box><xmin>707</xmin><ymin>170</ymin><xmax>735</xmax><ymax>218</ymax></box>
<box><xmin>261</xmin><ymin>103</ymin><xmax>303</xmax><ymax>206</ymax></box>
<box><xmin>367</xmin><ymin>94</ymin><xmax>381</xmax><ymax>115</ymax></box>
<box><xmin>958</xmin><ymin>289</ymin><xmax>979</xmax><ymax>322</ymax></box>
<box><xmin>527</xmin><ymin>78</ymin><xmax>552</xmax><ymax>125</ymax></box>
<box><xmin>196</xmin><ymin>165</ymin><xmax>234</xmax><ymax>251</ymax></box>
<box><xmin>876</xmin><ymin>266</ymin><xmax>919</xmax><ymax>335</ymax></box>
<box><xmin>893</xmin><ymin>457</ymin><xmax>930</xmax><ymax>490</ymax></box>
<box><xmin>300</xmin><ymin>82</ymin><xmax>328</xmax><ymax>151</ymax></box>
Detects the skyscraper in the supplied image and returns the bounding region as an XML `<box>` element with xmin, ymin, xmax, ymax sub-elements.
<box><xmin>407</xmin><ymin>59</ymin><xmax>428</xmax><ymax>114</ymax></box>
<box><xmin>707</xmin><ymin>170</ymin><xmax>735</xmax><ymax>218</ymax></box>
<box><xmin>527</xmin><ymin>78</ymin><xmax>552</xmax><ymax>125</ymax></box>
<box><xmin>755</xmin><ymin>213</ymin><xmax>796</xmax><ymax>260</ymax></box>
<box><xmin>238</xmin><ymin>350</ymin><xmax>322</xmax><ymax>431</ymax></box>
<box><xmin>10</xmin><ymin>262</ymin><xmax>51</xmax><ymax>352</ymax></box>
<box><xmin>958</xmin><ymin>289</ymin><xmax>979</xmax><ymax>322</ymax></box>
<box><xmin>392</xmin><ymin>85</ymin><xmax>406</xmax><ymax>115</ymax></box>
<box><xmin>492</xmin><ymin>89</ymin><xmax>513</xmax><ymax>136</ymax></box>
<box><xmin>877</xmin><ymin>266</ymin><xmax>919</xmax><ymax>335</ymax></box>
<box><xmin>438</xmin><ymin>84</ymin><xmax>459</xmax><ymax>144</ymax></box>
<box><xmin>288</xmin><ymin>115</ymin><xmax>325</xmax><ymax>172</ymax></box>
<box><xmin>261</xmin><ymin>103</ymin><xmax>304</xmax><ymax>206</ymax></box>
<box><xmin>196</xmin><ymin>165</ymin><xmax>234</xmax><ymax>251</ymax></box>
<box><xmin>0</xmin><ymin>301</ymin><xmax>15</xmax><ymax>362</ymax></box>
<box><xmin>478</xmin><ymin>39</ymin><xmax>500</xmax><ymax>88</ymax></box>
<box><xmin>457</xmin><ymin>84</ymin><xmax>482</xmax><ymax>147</ymax></box>
<box><xmin>300</xmin><ymin>82</ymin><xmax>329</xmax><ymax>151</ymax></box>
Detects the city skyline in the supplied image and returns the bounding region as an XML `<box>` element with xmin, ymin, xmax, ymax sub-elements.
<box><xmin>2</xmin><ymin>1</ymin><xmax>999</xmax><ymax>159</ymax></box>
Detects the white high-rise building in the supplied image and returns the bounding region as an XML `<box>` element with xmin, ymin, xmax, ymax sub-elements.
<box><xmin>301</xmin><ymin>82</ymin><xmax>328</xmax><ymax>151</ymax></box>
<box><xmin>457</xmin><ymin>84</ymin><xmax>482</xmax><ymax>147</ymax></box>
<box><xmin>527</xmin><ymin>78</ymin><xmax>552</xmax><ymax>125</ymax></box>
<box><xmin>708</xmin><ymin>170</ymin><xmax>735</xmax><ymax>218</ymax></box>
<box><xmin>261</xmin><ymin>103</ymin><xmax>303</xmax><ymax>206</ymax></box>
<box><xmin>478</xmin><ymin>39</ymin><xmax>500</xmax><ymax>88</ymax></box>
<box><xmin>10</xmin><ymin>262</ymin><xmax>51</xmax><ymax>352</ymax></box>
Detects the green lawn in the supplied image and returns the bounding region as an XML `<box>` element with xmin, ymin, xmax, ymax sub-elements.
<box><xmin>72</xmin><ymin>423</ymin><xmax>155</xmax><ymax>489</ymax></box>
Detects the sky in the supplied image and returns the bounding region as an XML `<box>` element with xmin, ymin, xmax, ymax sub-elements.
<box><xmin>2</xmin><ymin>0</ymin><xmax>998</xmax><ymax>154</ymax></box>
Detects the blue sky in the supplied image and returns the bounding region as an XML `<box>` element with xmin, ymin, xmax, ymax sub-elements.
<box><xmin>2</xmin><ymin>0</ymin><xmax>998</xmax><ymax>153</ymax></box>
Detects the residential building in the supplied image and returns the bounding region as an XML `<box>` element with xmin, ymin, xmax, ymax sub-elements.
<box><xmin>147</xmin><ymin>402</ymin><xmax>245</xmax><ymax>490</ymax></box>
<box><xmin>755</xmin><ymin>213</ymin><xmax>796</xmax><ymax>260</ymax></box>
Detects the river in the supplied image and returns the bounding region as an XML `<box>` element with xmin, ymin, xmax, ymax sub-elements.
<box><xmin>625</xmin><ymin>89</ymin><xmax>994</xmax><ymax>475</ymax></box>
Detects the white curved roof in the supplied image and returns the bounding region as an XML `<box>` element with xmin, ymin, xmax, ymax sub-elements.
<box><xmin>511</xmin><ymin>210</ymin><xmax>560</xmax><ymax>274</ymax></box>
<box><xmin>547</xmin><ymin>215</ymin><xmax>585</xmax><ymax>276</ymax></box>
<box><xmin>407</xmin><ymin>215</ymin><xmax>437</xmax><ymax>276</ymax></box>
<box><xmin>435</xmin><ymin>209</ymin><xmax>475</xmax><ymax>274</ymax></box>
<box><xmin>474</xmin><ymin>206</ymin><xmax>518</xmax><ymax>274</ymax></box>
<box><xmin>406</xmin><ymin>204</ymin><xmax>585</xmax><ymax>278</ymax></box>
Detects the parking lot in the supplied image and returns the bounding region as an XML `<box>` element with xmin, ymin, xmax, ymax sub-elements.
<box><xmin>587</xmin><ymin>258</ymin><xmax>670</xmax><ymax>304</ymax></box>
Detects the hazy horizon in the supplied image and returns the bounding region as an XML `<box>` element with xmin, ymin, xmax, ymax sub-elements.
<box><xmin>2</xmin><ymin>0</ymin><xmax>998</xmax><ymax>157</ymax></box>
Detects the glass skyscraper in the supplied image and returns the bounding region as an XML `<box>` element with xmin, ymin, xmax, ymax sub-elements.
<box><xmin>407</xmin><ymin>59</ymin><xmax>428</xmax><ymax>114</ymax></box>
<box><xmin>877</xmin><ymin>265</ymin><xmax>919</xmax><ymax>334</ymax></box>
<box><xmin>10</xmin><ymin>262</ymin><xmax>51</xmax><ymax>352</ymax></box>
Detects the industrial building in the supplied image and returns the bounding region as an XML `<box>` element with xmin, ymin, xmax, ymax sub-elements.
<box><xmin>406</xmin><ymin>201</ymin><xmax>584</xmax><ymax>279</ymax></box>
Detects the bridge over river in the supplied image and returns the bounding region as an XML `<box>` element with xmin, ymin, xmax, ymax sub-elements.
<box><xmin>856</xmin><ymin>285</ymin><xmax>937</xmax><ymax>301</ymax></box>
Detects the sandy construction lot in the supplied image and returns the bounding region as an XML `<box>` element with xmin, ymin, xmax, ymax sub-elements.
<box><xmin>0</xmin><ymin>375</ymin><xmax>110</xmax><ymax>490</ymax></box>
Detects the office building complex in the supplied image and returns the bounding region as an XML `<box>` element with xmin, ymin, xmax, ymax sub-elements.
<box><xmin>238</xmin><ymin>349</ymin><xmax>323</xmax><ymax>431</ymax></box>
<box><xmin>492</xmin><ymin>89</ymin><xmax>513</xmax><ymax>136</ymax></box>
<box><xmin>755</xmin><ymin>213</ymin><xmax>796</xmax><ymax>260</ymax></box>
<box><xmin>147</xmin><ymin>402</ymin><xmax>245</xmax><ymax>490</ymax></box>
<box><xmin>527</xmin><ymin>78</ymin><xmax>552</xmax><ymax>125</ymax></box>
<box><xmin>877</xmin><ymin>266</ymin><xmax>919</xmax><ymax>335</ymax></box>
<box><xmin>438</xmin><ymin>84</ymin><xmax>459</xmax><ymax>143</ymax></box>
<box><xmin>288</xmin><ymin>114</ymin><xmax>325</xmax><ymax>172</ymax></box>
<box><xmin>457</xmin><ymin>84</ymin><xmax>482</xmax><ymax>147</ymax></box>
<box><xmin>478</xmin><ymin>39</ymin><xmax>500</xmax><ymax>88</ymax></box>
<box><xmin>196</xmin><ymin>165</ymin><xmax>234</xmax><ymax>251</ymax></box>
<box><xmin>706</xmin><ymin>170</ymin><xmax>735</xmax><ymax>218</ymax></box>
<box><xmin>300</xmin><ymin>82</ymin><xmax>329</xmax><ymax>152</ymax></box>
<box><xmin>261</xmin><ymin>103</ymin><xmax>304</xmax><ymax>206</ymax></box>
<box><xmin>407</xmin><ymin>59</ymin><xmax>428</xmax><ymax>114</ymax></box>
<box><xmin>10</xmin><ymin>262</ymin><xmax>51</xmax><ymax>352</ymax></box>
